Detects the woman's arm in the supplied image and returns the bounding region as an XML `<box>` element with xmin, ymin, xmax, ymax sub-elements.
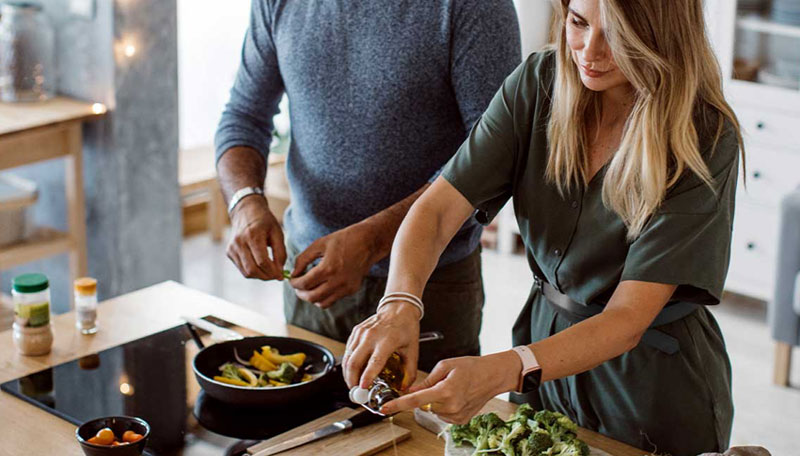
<box><xmin>342</xmin><ymin>176</ymin><xmax>476</xmax><ymax>389</ymax></box>
<box><xmin>379</xmin><ymin>280</ymin><xmax>677</xmax><ymax>423</ymax></box>
<box><xmin>530</xmin><ymin>280</ymin><xmax>676</xmax><ymax>381</ymax></box>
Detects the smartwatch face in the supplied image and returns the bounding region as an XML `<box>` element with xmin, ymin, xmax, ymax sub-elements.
<box><xmin>521</xmin><ymin>368</ymin><xmax>543</xmax><ymax>394</ymax></box>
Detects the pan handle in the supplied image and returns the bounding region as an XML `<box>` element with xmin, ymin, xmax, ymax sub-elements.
<box><xmin>185</xmin><ymin>322</ymin><xmax>206</xmax><ymax>349</ymax></box>
<box><xmin>419</xmin><ymin>331</ymin><xmax>444</xmax><ymax>344</ymax></box>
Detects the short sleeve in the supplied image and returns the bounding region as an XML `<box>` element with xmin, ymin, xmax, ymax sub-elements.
<box><xmin>441</xmin><ymin>56</ymin><xmax>534</xmax><ymax>225</ymax></box>
<box><xmin>621</xmin><ymin>122</ymin><xmax>741</xmax><ymax>305</ymax></box>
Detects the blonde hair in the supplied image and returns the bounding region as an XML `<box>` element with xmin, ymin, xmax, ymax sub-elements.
<box><xmin>546</xmin><ymin>0</ymin><xmax>744</xmax><ymax>239</ymax></box>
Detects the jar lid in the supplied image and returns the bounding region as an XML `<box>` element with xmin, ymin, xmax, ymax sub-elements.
<box><xmin>12</xmin><ymin>273</ymin><xmax>49</xmax><ymax>293</ymax></box>
<box><xmin>74</xmin><ymin>277</ymin><xmax>97</xmax><ymax>295</ymax></box>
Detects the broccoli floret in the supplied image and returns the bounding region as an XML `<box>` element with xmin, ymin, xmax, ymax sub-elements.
<box><xmin>470</xmin><ymin>413</ymin><xmax>506</xmax><ymax>452</ymax></box>
<box><xmin>449</xmin><ymin>413</ymin><xmax>504</xmax><ymax>448</ymax></box>
<box><xmin>555</xmin><ymin>415</ymin><xmax>577</xmax><ymax>433</ymax></box>
<box><xmin>266</xmin><ymin>361</ymin><xmax>298</xmax><ymax>384</ymax></box>
<box><xmin>528</xmin><ymin>432</ymin><xmax>554</xmax><ymax>454</ymax></box>
<box><xmin>511</xmin><ymin>403</ymin><xmax>537</xmax><ymax>422</ymax></box>
<box><xmin>486</xmin><ymin>424</ymin><xmax>510</xmax><ymax>451</ymax></box>
<box><xmin>500</xmin><ymin>419</ymin><xmax>532</xmax><ymax>453</ymax></box>
<box><xmin>449</xmin><ymin>422</ymin><xmax>478</xmax><ymax>447</ymax></box>
<box><xmin>557</xmin><ymin>440</ymin><xmax>590</xmax><ymax>456</ymax></box>
<box><xmin>219</xmin><ymin>363</ymin><xmax>244</xmax><ymax>381</ymax></box>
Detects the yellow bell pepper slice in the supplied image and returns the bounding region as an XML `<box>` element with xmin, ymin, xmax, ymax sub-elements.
<box><xmin>261</xmin><ymin>346</ymin><xmax>306</xmax><ymax>367</ymax></box>
<box><xmin>213</xmin><ymin>376</ymin><xmax>250</xmax><ymax>387</ymax></box>
<box><xmin>250</xmin><ymin>351</ymin><xmax>277</xmax><ymax>372</ymax></box>
<box><xmin>268</xmin><ymin>379</ymin><xmax>288</xmax><ymax>387</ymax></box>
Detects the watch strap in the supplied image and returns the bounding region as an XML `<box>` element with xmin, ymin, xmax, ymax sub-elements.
<box><xmin>511</xmin><ymin>345</ymin><xmax>541</xmax><ymax>393</ymax></box>
<box><xmin>227</xmin><ymin>186</ymin><xmax>264</xmax><ymax>215</ymax></box>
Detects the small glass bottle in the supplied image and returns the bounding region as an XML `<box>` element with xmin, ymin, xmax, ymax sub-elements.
<box><xmin>74</xmin><ymin>277</ymin><xmax>98</xmax><ymax>335</ymax></box>
<box><xmin>349</xmin><ymin>352</ymin><xmax>406</xmax><ymax>414</ymax></box>
<box><xmin>11</xmin><ymin>273</ymin><xmax>53</xmax><ymax>356</ymax></box>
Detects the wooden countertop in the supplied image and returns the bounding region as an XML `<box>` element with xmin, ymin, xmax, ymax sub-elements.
<box><xmin>0</xmin><ymin>96</ymin><xmax>104</xmax><ymax>136</ymax></box>
<box><xmin>0</xmin><ymin>281</ymin><xmax>647</xmax><ymax>456</ymax></box>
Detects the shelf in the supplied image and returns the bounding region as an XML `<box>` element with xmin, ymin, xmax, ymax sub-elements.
<box><xmin>0</xmin><ymin>227</ymin><xmax>72</xmax><ymax>269</ymax></box>
<box><xmin>737</xmin><ymin>15</ymin><xmax>800</xmax><ymax>39</ymax></box>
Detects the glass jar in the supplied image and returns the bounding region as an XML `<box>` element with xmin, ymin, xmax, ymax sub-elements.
<box><xmin>11</xmin><ymin>273</ymin><xmax>53</xmax><ymax>356</ymax></box>
<box><xmin>349</xmin><ymin>352</ymin><xmax>406</xmax><ymax>414</ymax></box>
<box><xmin>0</xmin><ymin>2</ymin><xmax>56</xmax><ymax>102</ymax></box>
<box><xmin>74</xmin><ymin>277</ymin><xmax>98</xmax><ymax>335</ymax></box>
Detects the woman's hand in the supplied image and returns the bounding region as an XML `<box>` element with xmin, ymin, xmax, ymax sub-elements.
<box><xmin>379</xmin><ymin>351</ymin><xmax>521</xmax><ymax>424</ymax></box>
<box><xmin>343</xmin><ymin>302</ymin><xmax>422</xmax><ymax>389</ymax></box>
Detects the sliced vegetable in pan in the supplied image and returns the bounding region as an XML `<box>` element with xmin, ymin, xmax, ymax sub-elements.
<box><xmin>215</xmin><ymin>346</ymin><xmax>314</xmax><ymax>388</ymax></box>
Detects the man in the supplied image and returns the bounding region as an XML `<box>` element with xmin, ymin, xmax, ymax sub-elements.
<box><xmin>215</xmin><ymin>0</ymin><xmax>520</xmax><ymax>370</ymax></box>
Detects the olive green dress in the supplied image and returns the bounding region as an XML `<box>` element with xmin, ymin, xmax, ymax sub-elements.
<box><xmin>441</xmin><ymin>51</ymin><xmax>738</xmax><ymax>455</ymax></box>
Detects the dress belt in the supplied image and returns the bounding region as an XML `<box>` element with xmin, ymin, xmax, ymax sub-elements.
<box><xmin>535</xmin><ymin>276</ymin><xmax>699</xmax><ymax>355</ymax></box>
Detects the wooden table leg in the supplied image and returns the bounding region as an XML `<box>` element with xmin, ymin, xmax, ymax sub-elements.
<box><xmin>65</xmin><ymin>124</ymin><xmax>89</xmax><ymax>303</ymax></box>
<box><xmin>774</xmin><ymin>342</ymin><xmax>792</xmax><ymax>387</ymax></box>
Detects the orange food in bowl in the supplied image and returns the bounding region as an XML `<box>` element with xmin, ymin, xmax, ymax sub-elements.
<box><xmin>94</xmin><ymin>428</ymin><xmax>115</xmax><ymax>445</ymax></box>
<box><xmin>122</xmin><ymin>430</ymin><xmax>143</xmax><ymax>443</ymax></box>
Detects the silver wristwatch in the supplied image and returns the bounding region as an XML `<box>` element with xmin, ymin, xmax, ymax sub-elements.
<box><xmin>227</xmin><ymin>186</ymin><xmax>265</xmax><ymax>215</ymax></box>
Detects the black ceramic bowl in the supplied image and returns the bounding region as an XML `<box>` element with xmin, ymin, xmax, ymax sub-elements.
<box><xmin>192</xmin><ymin>336</ymin><xmax>336</xmax><ymax>408</ymax></box>
<box><xmin>76</xmin><ymin>416</ymin><xmax>150</xmax><ymax>456</ymax></box>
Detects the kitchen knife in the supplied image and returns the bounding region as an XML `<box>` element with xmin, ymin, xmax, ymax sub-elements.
<box><xmin>248</xmin><ymin>409</ymin><xmax>387</xmax><ymax>456</ymax></box>
<box><xmin>181</xmin><ymin>315</ymin><xmax>244</xmax><ymax>342</ymax></box>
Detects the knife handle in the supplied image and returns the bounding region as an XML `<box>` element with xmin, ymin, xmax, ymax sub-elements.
<box><xmin>346</xmin><ymin>409</ymin><xmax>387</xmax><ymax>428</ymax></box>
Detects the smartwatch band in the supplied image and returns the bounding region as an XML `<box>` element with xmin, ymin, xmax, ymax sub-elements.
<box><xmin>512</xmin><ymin>345</ymin><xmax>542</xmax><ymax>393</ymax></box>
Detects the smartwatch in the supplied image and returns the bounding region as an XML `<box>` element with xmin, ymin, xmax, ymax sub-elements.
<box><xmin>512</xmin><ymin>345</ymin><xmax>543</xmax><ymax>394</ymax></box>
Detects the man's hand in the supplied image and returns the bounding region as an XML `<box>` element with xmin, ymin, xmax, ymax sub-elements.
<box><xmin>227</xmin><ymin>195</ymin><xmax>287</xmax><ymax>281</ymax></box>
<box><xmin>289</xmin><ymin>222</ymin><xmax>380</xmax><ymax>308</ymax></box>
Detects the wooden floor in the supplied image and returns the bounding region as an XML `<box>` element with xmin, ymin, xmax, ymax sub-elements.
<box><xmin>182</xmin><ymin>231</ymin><xmax>800</xmax><ymax>455</ymax></box>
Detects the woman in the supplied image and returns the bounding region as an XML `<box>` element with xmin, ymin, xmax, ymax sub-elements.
<box><xmin>343</xmin><ymin>0</ymin><xmax>743</xmax><ymax>454</ymax></box>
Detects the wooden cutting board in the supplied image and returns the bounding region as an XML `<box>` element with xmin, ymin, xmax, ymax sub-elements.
<box><xmin>248</xmin><ymin>407</ymin><xmax>412</xmax><ymax>456</ymax></box>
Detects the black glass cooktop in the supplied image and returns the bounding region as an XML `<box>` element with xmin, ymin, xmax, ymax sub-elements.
<box><xmin>0</xmin><ymin>319</ymin><xmax>351</xmax><ymax>456</ymax></box>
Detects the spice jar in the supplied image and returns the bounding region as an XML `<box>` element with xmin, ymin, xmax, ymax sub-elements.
<box><xmin>11</xmin><ymin>273</ymin><xmax>53</xmax><ymax>356</ymax></box>
<box><xmin>74</xmin><ymin>277</ymin><xmax>98</xmax><ymax>334</ymax></box>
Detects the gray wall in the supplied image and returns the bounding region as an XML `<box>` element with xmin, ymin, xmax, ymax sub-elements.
<box><xmin>2</xmin><ymin>0</ymin><xmax>180</xmax><ymax>313</ymax></box>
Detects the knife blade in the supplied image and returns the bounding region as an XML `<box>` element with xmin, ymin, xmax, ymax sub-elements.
<box><xmin>248</xmin><ymin>409</ymin><xmax>386</xmax><ymax>456</ymax></box>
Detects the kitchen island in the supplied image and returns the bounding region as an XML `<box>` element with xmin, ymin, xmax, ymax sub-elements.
<box><xmin>0</xmin><ymin>281</ymin><xmax>645</xmax><ymax>455</ymax></box>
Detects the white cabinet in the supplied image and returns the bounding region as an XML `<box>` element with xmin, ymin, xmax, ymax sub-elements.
<box><xmin>708</xmin><ymin>0</ymin><xmax>800</xmax><ymax>301</ymax></box>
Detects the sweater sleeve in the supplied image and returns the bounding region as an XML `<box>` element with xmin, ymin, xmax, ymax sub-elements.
<box><xmin>214</xmin><ymin>0</ymin><xmax>285</xmax><ymax>165</ymax></box>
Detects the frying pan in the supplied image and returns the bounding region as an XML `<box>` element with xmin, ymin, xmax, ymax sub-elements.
<box><xmin>188</xmin><ymin>321</ymin><xmax>444</xmax><ymax>409</ymax></box>
<box><xmin>192</xmin><ymin>334</ymin><xmax>337</xmax><ymax>408</ymax></box>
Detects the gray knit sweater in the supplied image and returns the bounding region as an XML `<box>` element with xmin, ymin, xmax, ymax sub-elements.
<box><xmin>215</xmin><ymin>0</ymin><xmax>521</xmax><ymax>275</ymax></box>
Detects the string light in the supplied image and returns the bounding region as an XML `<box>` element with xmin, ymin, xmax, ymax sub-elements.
<box><xmin>123</xmin><ymin>44</ymin><xmax>136</xmax><ymax>57</ymax></box>
<box><xmin>119</xmin><ymin>382</ymin><xmax>134</xmax><ymax>396</ymax></box>
<box><xmin>91</xmin><ymin>103</ymin><xmax>107</xmax><ymax>114</ymax></box>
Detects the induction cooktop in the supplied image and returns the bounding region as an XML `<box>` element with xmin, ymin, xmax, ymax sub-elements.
<box><xmin>1</xmin><ymin>318</ymin><xmax>351</xmax><ymax>456</ymax></box>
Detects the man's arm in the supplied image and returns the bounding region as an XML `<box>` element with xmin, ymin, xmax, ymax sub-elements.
<box><xmin>215</xmin><ymin>0</ymin><xmax>287</xmax><ymax>281</ymax></box>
